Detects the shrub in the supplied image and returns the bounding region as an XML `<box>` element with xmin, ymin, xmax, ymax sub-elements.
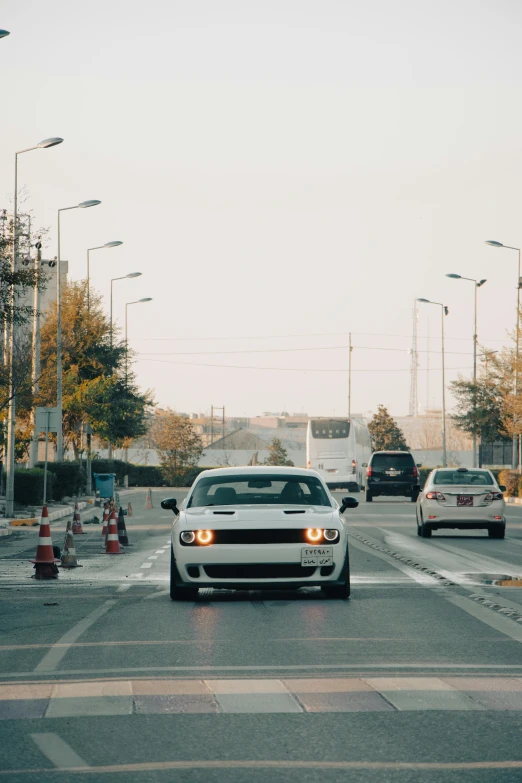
<box><xmin>498</xmin><ymin>469</ymin><xmax>518</xmax><ymax>497</ymax></box>
<box><xmin>417</xmin><ymin>467</ymin><xmax>434</xmax><ymax>489</ymax></box>
<box><xmin>35</xmin><ymin>462</ymin><xmax>85</xmax><ymax>500</ymax></box>
<box><xmin>14</xmin><ymin>469</ymin><xmax>55</xmax><ymax>506</ymax></box>
<box><xmin>127</xmin><ymin>465</ymin><xmax>165</xmax><ymax>487</ymax></box>
<box><xmin>91</xmin><ymin>459</ymin><xmax>128</xmax><ymax>483</ymax></box>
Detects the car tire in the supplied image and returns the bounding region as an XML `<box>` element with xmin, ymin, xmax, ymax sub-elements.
<box><xmin>170</xmin><ymin>548</ymin><xmax>199</xmax><ymax>601</ymax></box>
<box><xmin>365</xmin><ymin>490</ymin><xmax>373</xmax><ymax>503</ymax></box>
<box><xmin>420</xmin><ymin>523</ymin><xmax>432</xmax><ymax>538</ymax></box>
<box><xmin>323</xmin><ymin>550</ymin><xmax>350</xmax><ymax>599</ymax></box>
<box><xmin>411</xmin><ymin>493</ymin><xmax>419</xmax><ymax>503</ymax></box>
<box><xmin>488</xmin><ymin>525</ymin><xmax>506</xmax><ymax>539</ymax></box>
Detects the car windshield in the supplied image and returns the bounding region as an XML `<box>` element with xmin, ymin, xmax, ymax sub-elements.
<box><xmin>433</xmin><ymin>470</ymin><xmax>494</xmax><ymax>486</ymax></box>
<box><xmin>188</xmin><ymin>474</ymin><xmax>332</xmax><ymax>507</ymax></box>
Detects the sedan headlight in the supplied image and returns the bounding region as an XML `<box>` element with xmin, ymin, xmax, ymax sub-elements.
<box><xmin>196</xmin><ymin>530</ymin><xmax>213</xmax><ymax>545</ymax></box>
<box><xmin>306</xmin><ymin>528</ymin><xmax>339</xmax><ymax>543</ymax></box>
<box><xmin>180</xmin><ymin>530</ymin><xmax>213</xmax><ymax>545</ymax></box>
<box><xmin>180</xmin><ymin>531</ymin><xmax>195</xmax><ymax>544</ymax></box>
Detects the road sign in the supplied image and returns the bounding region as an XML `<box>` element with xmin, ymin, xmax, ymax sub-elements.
<box><xmin>35</xmin><ymin>407</ymin><xmax>60</xmax><ymax>434</ymax></box>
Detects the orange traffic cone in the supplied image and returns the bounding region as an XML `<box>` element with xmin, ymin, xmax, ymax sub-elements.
<box><xmin>71</xmin><ymin>502</ymin><xmax>84</xmax><ymax>534</ymax></box>
<box><xmin>61</xmin><ymin>520</ymin><xmax>80</xmax><ymax>568</ymax></box>
<box><xmin>145</xmin><ymin>488</ymin><xmax>153</xmax><ymax>509</ymax></box>
<box><xmin>104</xmin><ymin>509</ymin><xmax>124</xmax><ymax>554</ymax></box>
<box><xmin>31</xmin><ymin>505</ymin><xmax>60</xmax><ymax>579</ymax></box>
<box><xmin>101</xmin><ymin>503</ymin><xmax>110</xmax><ymax>536</ymax></box>
<box><xmin>127</xmin><ymin>502</ymin><xmax>133</xmax><ymax>518</ymax></box>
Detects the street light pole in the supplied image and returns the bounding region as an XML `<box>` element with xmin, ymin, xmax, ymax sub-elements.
<box><xmin>417</xmin><ymin>299</ymin><xmax>449</xmax><ymax>467</ymax></box>
<box><xmin>86</xmin><ymin>241</ymin><xmax>122</xmax><ymax>312</ymax></box>
<box><xmin>445</xmin><ymin>274</ymin><xmax>487</xmax><ymax>468</ymax></box>
<box><xmin>56</xmin><ymin>200</ymin><xmax>101</xmax><ymax>461</ymax></box>
<box><xmin>125</xmin><ymin>299</ymin><xmax>152</xmax><ymax>378</ymax></box>
<box><xmin>5</xmin><ymin>137</ymin><xmax>63</xmax><ymax>517</ymax></box>
<box><xmin>110</xmin><ymin>273</ymin><xmax>142</xmax><ymax>348</ymax></box>
<box><xmin>485</xmin><ymin>241</ymin><xmax>521</xmax><ymax>471</ymax></box>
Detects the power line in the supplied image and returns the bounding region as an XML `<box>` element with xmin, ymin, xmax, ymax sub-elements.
<box><xmin>136</xmin><ymin>344</ymin><xmax>473</xmax><ymax>356</ymax></box>
<box><xmin>137</xmin><ymin>357</ymin><xmax>473</xmax><ymax>374</ymax></box>
<box><xmin>130</xmin><ymin>330</ymin><xmax>509</xmax><ymax>343</ymax></box>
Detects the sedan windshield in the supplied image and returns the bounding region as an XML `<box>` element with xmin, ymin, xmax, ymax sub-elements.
<box><xmin>188</xmin><ymin>474</ymin><xmax>332</xmax><ymax>508</ymax></box>
<box><xmin>433</xmin><ymin>470</ymin><xmax>494</xmax><ymax>486</ymax></box>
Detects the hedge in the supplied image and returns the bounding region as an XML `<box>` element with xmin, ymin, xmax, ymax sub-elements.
<box><xmin>127</xmin><ymin>465</ymin><xmax>165</xmax><ymax>487</ymax></box>
<box><xmin>35</xmin><ymin>461</ymin><xmax>86</xmax><ymax>500</ymax></box>
<box><xmin>14</xmin><ymin>469</ymin><xmax>55</xmax><ymax>506</ymax></box>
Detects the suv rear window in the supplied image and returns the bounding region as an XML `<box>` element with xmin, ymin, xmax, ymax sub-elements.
<box><xmin>371</xmin><ymin>453</ymin><xmax>414</xmax><ymax>469</ymax></box>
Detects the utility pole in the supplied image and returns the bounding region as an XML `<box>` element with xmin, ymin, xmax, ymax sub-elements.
<box><xmin>29</xmin><ymin>239</ymin><xmax>42</xmax><ymax>467</ymax></box>
<box><xmin>409</xmin><ymin>301</ymin><xmax>419</xmax><ymax>417</ymax></box>
<box><xmin>348</xmin><ymin>333</ymin><xmax>352</xmax><ymax>419</ymax></box>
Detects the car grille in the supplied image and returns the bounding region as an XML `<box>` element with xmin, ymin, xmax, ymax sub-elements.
<box><xmin>181</xmin><ymin>529</ymin><xmax>318</xmax><ymax>546</ymax></box>
<box><xmin>203</xmin><ymin>564</ymin><xmax>316</xmax><ymax>579</ymax></box>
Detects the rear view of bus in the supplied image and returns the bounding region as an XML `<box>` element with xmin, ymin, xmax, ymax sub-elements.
<box><xmin>306</xmin><ymin>418</ymin><xmax>371</xmax><ymax>491</ymax></box>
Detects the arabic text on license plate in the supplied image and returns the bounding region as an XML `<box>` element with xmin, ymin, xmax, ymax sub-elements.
<box><xmin>301</xmin><ymin>546</ymin><xmax>333</xmax><ymax>566</ymax></box>
<box><xmin>457</xmin><ymin>495</ymin><xmax>473</xmax><ymax>507</ymax></box>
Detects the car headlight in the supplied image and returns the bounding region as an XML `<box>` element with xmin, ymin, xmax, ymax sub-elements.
<box><xmin>196</xmin><ymin>530</ymin><xmax>213</xmax><ymax>545</ymax></box>
<box><xmin>306</xmin><ymin>528</ymin><xmax>323</xmax><ymax>542</ymax></box>
<box><xmin>180</xmin><ymin>531</ymin><xmax>195</xmax><ymax>544</ymax></box>
<box><xmin>324</xmin><ymin>529</ymin><xmax>339</xmax><ymax>542</ymax></box>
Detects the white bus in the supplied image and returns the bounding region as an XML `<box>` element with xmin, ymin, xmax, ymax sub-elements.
<box><xmin>306</xmin><ymin>417</ymin><xmax>372</xmax><ymax>491</ymax></box>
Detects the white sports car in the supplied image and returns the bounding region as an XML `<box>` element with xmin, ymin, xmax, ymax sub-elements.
<box><xmin>416</xmin><ymin>467</ymin><xmax>507</xmax><ymax>539</ymax></box>
<box><xmin>161</xmin><ymin>466</ymin><xmax>358</xmax><ymax>600</ymax></box>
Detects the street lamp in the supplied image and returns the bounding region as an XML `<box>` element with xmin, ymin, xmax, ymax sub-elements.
<box><xmin>485</xmin><ymin>240</ymin><xmax>521</xmax><ymax>470</ymax></box>
<box><xmin>110</xmin><ymin>273</ymin><xmax>142</xmax><ymax>347</ymax></box>
<box><xmin>0</xmin><ymin>30</ymin><xmax>10</xmax><ymax>38</ymax></box>
<box><xmin>125</xmin><ymin>298</ymin><xmax>152</xmax><ymax>377</ymax></box>
<box><xmin>5</xmin><ymin>136</ymin><xmax>64</xmax><ymax>518</ymax></box>
<box><xmin>417</xmin><ymin>298</ymin><xmax>449</xmax><ymax>467</ymax></box>
<box><xmin>86</xmin><ymin>240</ymin><xmax>123</xmax><ymax>311</ymax></box>
<box><xmin>445</xmin><ymin>274</ymin><xmax>487</xmax><ymax>467</ymax></box>
<box><xmin>57</xmin><ymin>199</ymin><xmax>101</xmax><ymax>461</ymax></box>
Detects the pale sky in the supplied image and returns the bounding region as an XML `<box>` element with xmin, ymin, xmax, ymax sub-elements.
<box><xmin>1</xmin><ymin>0</ymin><xmax>521</xmax><ymax>419</ymax></box>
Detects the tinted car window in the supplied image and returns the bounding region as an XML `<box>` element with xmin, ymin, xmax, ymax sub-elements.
<box><xmin>433</xmin><ymin>470</ymin><xmax>494</xmax><ymax>486</ymax></box>
<box><xmin>371</xmin><ymin>454</ymin><xmax>414</xmax><ymax>469</ymax></box>
<box><xmin>188</xmin><ymin>474</ymin><xmax>332</xmax><ymax>508</ymax></box>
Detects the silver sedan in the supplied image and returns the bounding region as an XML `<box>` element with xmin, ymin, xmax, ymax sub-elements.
<box><xmin>416</xmin><ymin>467</ymin><xmax>506</xmax><ymax>539</ymax></box>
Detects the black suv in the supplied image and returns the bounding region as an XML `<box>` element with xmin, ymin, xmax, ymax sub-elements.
<box><xmin>363</xmin><ymin>451</ymin><xmax>421</xmax><ymax>502</ymax></box>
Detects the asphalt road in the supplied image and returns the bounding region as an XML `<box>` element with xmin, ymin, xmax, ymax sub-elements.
<box><xmin>1</xmin><ymin>488</ymin><xmax>522</xmax><ymax>783</ymax></box>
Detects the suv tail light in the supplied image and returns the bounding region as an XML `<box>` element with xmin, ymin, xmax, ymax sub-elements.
<box><xmin>485</xmin><ymin>492</ymin><xmax>504</xmax><ymax>501</ymax></box>
<box><xmin>413</xmin><ymin>466</ymin><xmax>419</xmax><ymax>478</ymax></box>
<box><xmin>425</xmin><ymin>491</ymin><xmax>446</xmax><ymax>501</ymax></box>
<box><xmin>351</xmin><ymin>459</ymin><xmax>356</xmax><ymax>474</ymax></box>
<box><xmin>366</xmin><ymin>466</ymin><xmax>373</xmax><ymax>477</ymax></box>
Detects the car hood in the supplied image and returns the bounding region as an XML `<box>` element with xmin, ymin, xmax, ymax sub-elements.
<box><xmin>179</xmin><ymin>505</ymin><xmax>340</xmax><ymax>528</ymax></box>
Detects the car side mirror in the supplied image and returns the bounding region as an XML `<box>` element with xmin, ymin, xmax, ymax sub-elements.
<box><xmin>161</xmin><ymin>497</ymin><xmax>179</xmax><ymax>514</ymax></box>
<box><xmin>340</xmin><ymin>495</ymin><xmax>359</xmax><ymax>513</ymax></box>
<box><xmin>416</xmin><ymin>463</ymin><xmax>422</xmax><ymax>468</ymax></box>
<box><xmin>499</xmin><ymin>485</ymin><xmax>506</xmax><ymax>492</ymax></box>
<box><xmin>362</xmin><ymin>463</ymin><xmax>368</xmax><ymax>468</ymax></box>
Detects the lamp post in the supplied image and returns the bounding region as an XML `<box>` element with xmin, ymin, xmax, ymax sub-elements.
<box><xmin>417</xmin><ymin>299</ymin><xmax>449</xmax><ymax>467</ymax></box>
<box><xmin>86</xmin><ymin>241</ymin><xmax>122</xmax><ymax>312</ymax></box>
<box><xmin>445</xmin><ymin>274</ymin><xmax>487</xmax><ymax>467</ymax></box>
<box><xmin>110</xmin><ymin>273</ymin><xmax>142</xmax><ymax>347</ymax></box>
<box><xmin>125</xmin><ymin>298</ymin><xmax>152</xmax><ymax>378</ymax></box>
<box><xmin>485</xmin><ymin>240</ymin><xmax>521</xmax><ymax>470</ymax></box>
<box><xmin>5</xmin><ymin>137</ymin><xmax>63</xmax><ymax>518</ymax></box>
<box><xmin>0</xmin><ymin>30</ymin><xmax>10</xmax><ymax>38</ymax></box>
<box><xmin>57</xmin><ymin>200</ymin><xmax>101</xmax><ymax>461</ymax></box>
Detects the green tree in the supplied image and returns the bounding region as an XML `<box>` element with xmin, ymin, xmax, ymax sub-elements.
<box><xmin>152</xmin><ymin>410</ymin><xmax>204</xmax><ymax>484</ymax></box>
<box><xmin>37</xmin><ymin>280</ymin><xmax>152</xmax><ymax>456</ymax></box>
<box><xmin>450</xmin><ymin>376</ymin><xmax>508</xmax><ymax>443</ymax></box>
<box><xmin>263</xmin><ymin>437</ymin><xmax>294</xmax><ymax>466</ymax></box>
<box><xmin>368</xmin><ymin>405</ymin><xmax>408</xmax><ymax>451</ymax></box>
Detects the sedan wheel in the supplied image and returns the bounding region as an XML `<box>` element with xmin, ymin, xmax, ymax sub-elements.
<box><xmin>488</xmin><ymin>524</ymin><xmax>506</xmax><ymax>539</ymax></box>
<box><xmin>420</xmin><ymin>523</ymin><xmax>432</xmax><ymax>538</ymax></box>
<box><xmin>323</xmin><ymin>550</ymin><xmax>350</xmax><ymax>599</ymax></box>
<box><xmin>170</xmin><ymin>548</ymin><xmax>199</xmax><ymax>601</ymax></box>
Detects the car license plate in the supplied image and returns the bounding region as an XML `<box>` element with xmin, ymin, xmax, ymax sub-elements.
<box><xmin>301</xmin><ymin>547</ymin><xmax>333</xmax><ymax>566</ymax></box>
<box><xmin>457</xmin><ymin>495</ymin><xmax>473</xmax><ymax>507</ymax></box>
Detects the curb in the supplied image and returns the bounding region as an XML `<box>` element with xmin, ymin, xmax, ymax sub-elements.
<box><xmin>4</xmin><ymin>500</ymin><xmax>90</xmax><ymax>529</ymax></box>
<box><xmin>505</xmin><ymin>497</ymin><xmax>522</xmax><ymax>505</ymax></box>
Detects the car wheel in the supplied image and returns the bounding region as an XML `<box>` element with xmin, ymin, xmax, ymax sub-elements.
<box><xmin>420</xmin><ymin>523</ymin><xmax>432</xmax><ymax>538</ymax></box>
<box><xmin>170</xmin><ymin>548</ymin><xmax>199</xmax><ymax>601</ymax></box>
<box><xmin>365</xmin><ymin>490</ymin><xmax>373</xmax><ymax>503</ymax></box>
<box><xmin>411</xmin><ymin>493</ymin><xmax>419</xmax><ymax>503</ymax></box>
<box><xmin>488</xmin><ymin>525</ymin><xmax>506</xmax><ymax>539</ymax></box>
<box><xmin>323</xmin><ymin>550</ymin><xmax>350</xmax><ymax>599</ymax></box>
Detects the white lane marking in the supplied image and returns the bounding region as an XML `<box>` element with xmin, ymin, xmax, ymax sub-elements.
<box><xmin>116</xmin><ymin>585</ymin><xmax>131</xmax><ymax>593</ymax></box>
<box><xmin>446</xmin><ymin>594</ymin><xmax>522</xmax><ymax>643</ymax></box>
<box><xmin>348</xmin><ymin>536</ymin><xmax>438</xmax><ymax>585</ymax></box>
<box><xmin>144</xmin><ymin>589</ymin><xmax>171</xmax><ymax>600</ymax></box>
<box><xmin>128</xmin><ymin>573</ymin><xmax>144</xmax><ymax>579</ymax></box>
<box><xmin>155</xmin><ymin>550</ymin><xmax>164</xmax><ymax>554</ymax></box>
<box><xmin>34</xmin><ymin>600</ymin><xmax>117</xmax><ymax>673</ymax></box>
<box><xmin>30</xmin><ymin>733</ymin><xmax>89</xmax><ymax>769</ymax></box>
<box><xmin>148</xmin><ymin>555</ymin><xmax>158</xmax><ymax>560</ymax></box>
<box><xmin>140</xmin><ymin>563</ymin><xmax>153</xmax><ymax>568</ymax></box>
